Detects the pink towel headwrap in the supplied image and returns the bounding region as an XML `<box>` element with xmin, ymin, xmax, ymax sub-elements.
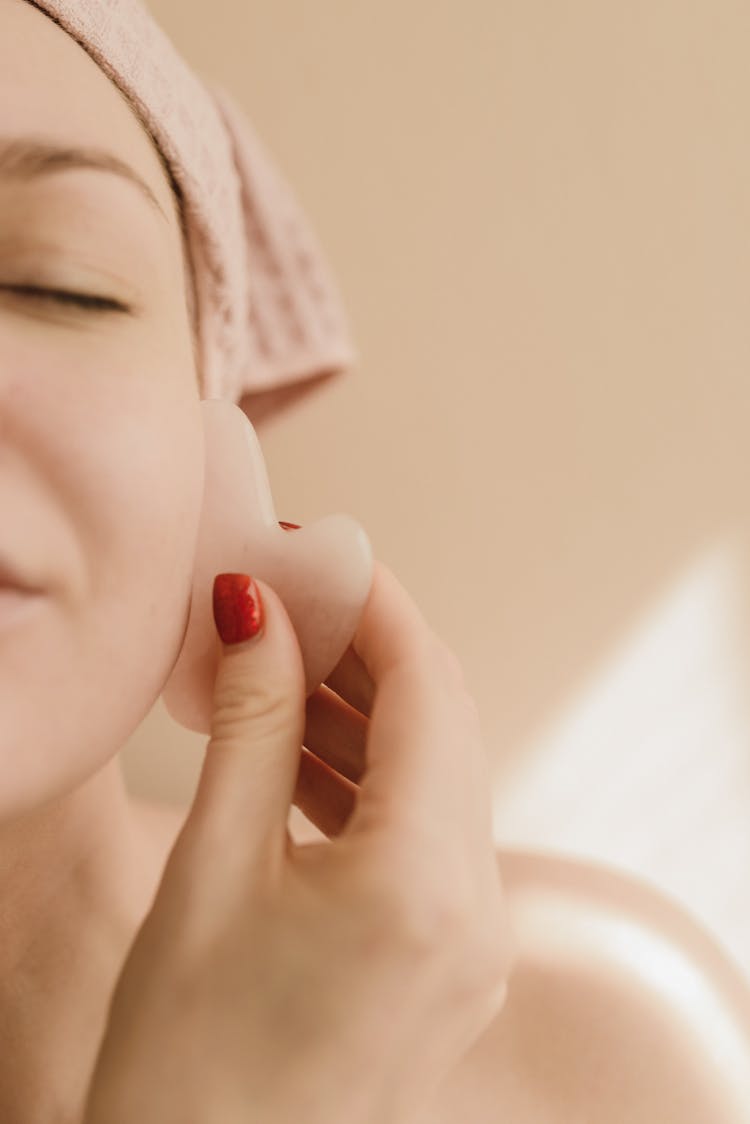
<box><xmin>25</xmin><ymin>0</ymin><xmax>357</xmax><ymax>425</ymax></box>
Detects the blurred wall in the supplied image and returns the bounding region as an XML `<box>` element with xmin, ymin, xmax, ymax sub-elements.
<box><xmin>121</xmin><ymin>1</ymin><xmax>750</xmax><ymax>977</ymax></box>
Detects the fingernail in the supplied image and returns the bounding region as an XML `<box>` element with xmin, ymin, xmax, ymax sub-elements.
<box><xmin>212</xmin><ymin>573</ymin><xmax>265</xmax><ymax>645</ymax></box>
<box><xmin>278</xmin><ymin>521</ymin><xmax>301</xmax><ymax>531</ymax></box>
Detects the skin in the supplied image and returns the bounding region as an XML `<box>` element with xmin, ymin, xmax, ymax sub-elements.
<box><xmin>0</xmin><ymin>0</ymin><xmax>202</xmax><ymax>1115</ymax></box>
<box><xmin>0</xmin><ymin>12</ymin><xmax>513</xmax><ymax>1118</ymax></box>
<box><xmin>0</xmin><ymin>8</ymin><xmax>509</xmax><ymax>1113</ymax></box>
<box><xmin>5</xmin><ymin>5</ymin><xmax>735</xmax><ymax>1123</ymax></box>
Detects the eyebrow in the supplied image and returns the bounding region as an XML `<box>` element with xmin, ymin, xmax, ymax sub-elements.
<box><xmin>0</xmin><ymin>138</ymin><xmax>169</xmax><ymax>224</ymax></box>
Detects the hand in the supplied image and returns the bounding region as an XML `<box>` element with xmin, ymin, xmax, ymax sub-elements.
<box><xmin>83</xmin><ymin>560</ymin><xmax>516</xmax><ymax>1124</ymax></box>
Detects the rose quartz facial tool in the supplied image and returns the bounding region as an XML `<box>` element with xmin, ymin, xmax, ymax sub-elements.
<box><xmin>162</xmin><ymin>398</ymin><xmax>373</xmax><ymax>735</ymax></box>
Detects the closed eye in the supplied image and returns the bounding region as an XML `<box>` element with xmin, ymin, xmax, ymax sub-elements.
<box><xmin>0</xmin><ymin>284</ymin><xmax>130</xmax><ymax>313</ymax></box>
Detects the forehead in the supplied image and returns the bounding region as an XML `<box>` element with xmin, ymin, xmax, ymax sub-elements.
<box><xmin>0</xmin><ymin>0</ymin><xmax>179</xmax><ymax>238</ymax></box>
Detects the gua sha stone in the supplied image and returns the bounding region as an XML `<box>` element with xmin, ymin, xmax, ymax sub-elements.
<box><xmin>162</xmin><ymin>398</ymin><xmax>373</xmax><ymax>735</ymax></box>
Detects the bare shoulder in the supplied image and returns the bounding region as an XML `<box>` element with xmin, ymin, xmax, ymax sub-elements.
<box><xmin>415</xmin><ymin>849</ymin><xmax>750</xmax><ymax>1124</ymax></box>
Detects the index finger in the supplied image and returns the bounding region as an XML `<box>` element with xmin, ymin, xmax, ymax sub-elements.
<box><xmin>351</xmin><ymin>559</ymin><xmax>441</xmax><ymax>684</ymax></box>
<box><xmin>324</xmin><ymin>644</ymin><xmax>375</xmax><ymax>717</ymax></box>
<box><xmin>345</xmin><ymin>561</ymin><xmax>485</xmax><ymax>836</ymax></box>
<box><xmin>324</xmin><ymin>562</ymin><xmax>436</xmax><ymax>718</ymax></box>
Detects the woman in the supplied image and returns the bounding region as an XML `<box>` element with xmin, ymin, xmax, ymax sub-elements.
<box><xmin>1</xmin><ymin>1</ymin><xmax>513</xmax><ymax>1120</ymax></box>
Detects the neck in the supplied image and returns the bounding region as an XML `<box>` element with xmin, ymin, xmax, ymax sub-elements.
<box><xmin>0</xmin><ymin>760</ymin><xmax>157</xmax><ymax>1122</ymax></box>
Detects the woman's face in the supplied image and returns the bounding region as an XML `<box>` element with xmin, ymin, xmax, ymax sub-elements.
<box><xmin>0</xmin><ymin>0</ymin><xmax>205</xmax><ymax>819</ymax></box>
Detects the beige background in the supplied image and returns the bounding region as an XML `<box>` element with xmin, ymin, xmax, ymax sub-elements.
<box><xmin>121</xmin><ymin>1</ymin><xmax>750</xmax><ymax>980</ymax></box>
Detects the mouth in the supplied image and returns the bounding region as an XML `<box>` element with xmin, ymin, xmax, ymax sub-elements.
<box><xmin>0</xmin><ymin>552</ymin><xmax>42</xmax><ymax>594</ymax></box>
<box><xmin>0</xmin><ymin>578</ymin><xmax>46</xmax><ymax>633</ymax></box>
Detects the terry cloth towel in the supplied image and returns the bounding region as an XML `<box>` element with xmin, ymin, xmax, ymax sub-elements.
<box><xmin>26</xmin><ymin>0</ymin><xmax>358</xmax><ymax>425</ymax></box>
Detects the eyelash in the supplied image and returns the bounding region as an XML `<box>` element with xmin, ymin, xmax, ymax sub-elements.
<box><xmin>0</xmin><ymin>285</ymin><xmax>129</xmax><ymax>313</ymax></box>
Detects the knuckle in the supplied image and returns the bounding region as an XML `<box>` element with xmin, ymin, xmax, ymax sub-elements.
<box><xmin>356</xmin><ymin>853</ymin><xmax>513</xmax><ymax>994</ymax></box>
<box><xmin>354</xmin><ymin>854</ymin><xmax>455</xmax><ymax>951</ymax></box>
<box><xmin>396</xmin><ymin>891</ymin><xmax>511</xmax><ymax>1002</ymax></box>
<box><xmin>428</xmin><ymin>632</ymin><xmax>467</xmax><ymax>687</ymax></box>
<box><xmin>455</xmin><ymin>684</ymin><xmax>483</xmax><ymax>734</ymax></box>
<box><xmin>383</xmin><ymin>878</ymin><xmax>475</xmax><ymax>956</ymax></box>
<box><xmin>212</xmin><ymin>678</ymin><xmax>292</xmax><ymax>742</ymax></box>
<box><xmin>470</xmin><ymin>885</ymin><xmax>518</xmax><ymax>994</ymax></box>
<box><xmin>469</xmin><ymin>910</ymin><xmax>514</xmax><ymax>992</ymax></box>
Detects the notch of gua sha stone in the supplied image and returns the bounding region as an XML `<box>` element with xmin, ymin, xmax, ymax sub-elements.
<box><xmin>162</xmin><ymin>398</ymin><xmax>373</xmax><ymax>734</ymax></box>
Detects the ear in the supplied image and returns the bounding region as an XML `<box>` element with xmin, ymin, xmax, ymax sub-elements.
<box><xmin>161</xmin><ymin>399</ymin><xmax>373</xmax><ymax>734</ymax></box>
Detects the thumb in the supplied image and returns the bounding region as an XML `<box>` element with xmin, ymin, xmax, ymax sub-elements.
<box><xmin>187</xmin><ymin>572</ymin><xmax>306</xmax><ymax>871</ymax></box>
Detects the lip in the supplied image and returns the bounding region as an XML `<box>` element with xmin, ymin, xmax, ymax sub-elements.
<box><xmin>0</xmin><ymin>552</ymin><xmax>41</xmax><ymax>593</ymax></box>
<box><xmin>0</xmin><ymin>585</ymin><xmax>45</xmax><ymax>633</ymax></box>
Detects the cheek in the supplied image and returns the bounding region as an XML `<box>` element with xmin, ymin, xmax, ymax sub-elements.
<box><xmin>0</xmin><ymin>346</ymin><xmax>205</xmax><ymax>822</ymax></box>
<box><xmin>67</xmin><ymin>371</ymin><xmax>206</xmax><ymax>694</ymax></box>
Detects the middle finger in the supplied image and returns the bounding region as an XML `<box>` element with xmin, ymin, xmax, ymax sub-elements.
<box><xmin>304</xmin><ymin>683</ymin><xmax>368</xmax><ymax>785</ymax></box>
<box><xmin>324</xmin><ymin>642</ymin><xmax>375</xmax><ymax>718</ymax></box>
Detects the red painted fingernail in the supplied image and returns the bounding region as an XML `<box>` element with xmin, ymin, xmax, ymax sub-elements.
<box><xmin>278</xmin><ymin>521</ymin><xmax>301</xmax><ymax>531</ymax></box>
<box><xmin>212</xmin><ymin>573</ymin><xmax>265</xmax><ymax>645</ymax></box>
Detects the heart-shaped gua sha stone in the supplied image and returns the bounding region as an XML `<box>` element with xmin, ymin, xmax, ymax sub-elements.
<box><xmin>162</xmin><ymin>398</ymin><xmax>374</xmax><ymax>735</ymax></box>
